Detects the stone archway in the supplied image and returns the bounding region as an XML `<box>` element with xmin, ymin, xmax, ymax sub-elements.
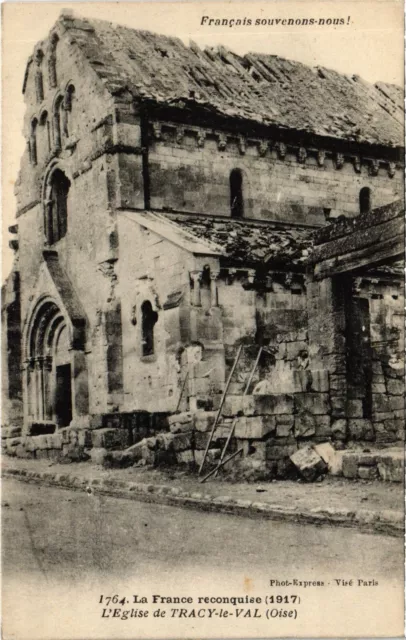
<box><xmin>23</xmin><ymin>296</ymin><xmax>87</xmax><ymax>431</ymax></box>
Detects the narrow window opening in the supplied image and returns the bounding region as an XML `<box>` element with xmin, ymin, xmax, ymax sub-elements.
<box><xmin>30</xmin><ymin>119</ymin><xmax>38</xmax><ymax>165</ymax></box>
<box><xmin>359</xmin><ymin>187</ymin><xmax>371</xmax><ymax>214</ymax></box>
<box><xmin>141</xmin><ymin>301</ymin><xmax>158</xmax><ymax>356</ymax></box>
<box><xmin>48</xmin><ymin>33</ymin><xmax>59</xmax><ymax>88</ymax></box>
<box><xmin>64</xmin><ymin>85</ymin><xmax>76</xmax><ymax>137</ymax></box>
<box><xmin>40</xmin><ymin>111</ymin><xmax>51</xmax><ymax>157</ymax></box>
<box><xmin>35</xmin><ymin>50</ymin><xmax>44</xmax><ymax>103</ymax></box>
<box><xmin>230</xmin><ymin>168</ymin><xmax>244</xmax><ymax>218</ymax></box>
<box><xmin>53</xmin><ymin>97</ymin><xmax>63</xmax><ymax>150</ymax></box>
<box><xmin>46</xmin><ymin>169</ymin><xmax>70</xmax><ymax>244</ymax></box>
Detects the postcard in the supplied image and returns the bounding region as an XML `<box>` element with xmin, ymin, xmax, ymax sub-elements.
<box><xmin>2</xmin><ymin>1</ymin><xmax>405</xmax><ymax>638</ymax></box>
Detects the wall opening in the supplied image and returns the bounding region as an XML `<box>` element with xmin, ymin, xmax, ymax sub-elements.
<box><xmin>34</xmin><ymin>50</ymin><xmax>44</xmax><ymax>103</ymax></box>
<box><xmin>64</xmin><ymin>84</ymin><xmax>76</xmax><ymax>137</ymax></box>
<box><xmin>39</xmin><ymin>111</ymin><xmax>51</xmax><ymax>159</ymax></box>
<box><xmin>359</xmin><ymin>187</ymin><xmax>372</xmax><ymax>215</ymax></box>
<box><xmin>48</xmin><ymin>33</ymin><xmax>59</xmax><ymax>88</ymax></box>
<box><xmin>230</xmin><ymin>169</ymin><xmax>244</xmax><ymax>218</ymax></box>
<box><xmin>30</xmin><ymin>118</ymin><xmax>38</xmax><ymax>165</ymax></box>
<box><xmin>53</xmin><ymin>96</ymin><xmax>64</xmax><ymax>150</ymax></box>
<box><xmin>141</xmin><ymin>301</ymin><xmax>158</xmax><ymax>356</ymax></box>
<box><xmin>55</xmin><ymin>363</ymin><xmax>73</xmax><ymax>426</ymax></box>
<box><xmin>45</xmin><ymin>169</ymin><xmax>70</xmax><ymax>245</ymax></box>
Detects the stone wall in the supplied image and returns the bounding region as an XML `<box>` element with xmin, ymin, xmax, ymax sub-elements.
<box><xmin>147</xmin><ymin>122</ymin><xmax>403</xmax><ymax>223</ymax></box>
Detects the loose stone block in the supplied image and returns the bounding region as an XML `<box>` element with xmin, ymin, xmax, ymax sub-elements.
<box><xmin>342</xmin><ymin>454</ymin><xmax>359</xmax><ymax>479</ymax></box>
<box><xmin>314</xmin><ymin>442</ymin><xmax>335</xmax><ymax>466</ymax></box>
<box><xmin>290</xmin><ymin>446</ymin><xmax>327</xmax><ymax>481</ymax></box>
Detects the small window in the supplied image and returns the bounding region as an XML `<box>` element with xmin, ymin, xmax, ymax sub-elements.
<box><xmin>141</xmin><ymin>301</ymin><xmax>158</xmax><ymax>356</ymax></box>
<box><xmin>230</xmin><ymin>169</ymin><xmax>244</xmax><ymax>218</ymax></box>
<box><xmin>53</xmin><ymin>97</ymin><xmax>64</xmax><ymax>150</ymax></box>
<box><xmin>64</xmin><ymin>85</ymin><xmax>76</xmax><ymax>137</ymax></box>
<box><xmin>45</xmin><ymin>169</ymin><xmax>70</xmax><ymax>244</ymax></box>
<box><xmin>30</xmin><ymin>118</ymin><xmax>38</xmax><ymax>165</ymax></box>
<box><xmin>48</xmin><ymin>33</ymin><xmax>59</xmax><ymax>89</ymax></box>
<box><xmin>359</xmin><ymin>187</ymin><xmax>371</xmax><ymax>214</ymax></box>
<box><xmin>35</xmin><ymin>50</ymin><xmax>44</xmax><ymax>103</ymax></box>
<box><xmin>39</xmin><ymin>111</ymin><xmax>51</xmax><ymax>157</ymax></box>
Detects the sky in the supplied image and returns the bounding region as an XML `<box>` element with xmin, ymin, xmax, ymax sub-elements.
<box><xmin>2</xmin><ymin>0</ymin><xmax>404</xmax><ymax>277</ymax></box>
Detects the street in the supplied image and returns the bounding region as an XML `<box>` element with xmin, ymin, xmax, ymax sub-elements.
<box><xmin>2</xmin><ymin>477</ymin><xmax>404</xmax><ymax>639</ymax></box>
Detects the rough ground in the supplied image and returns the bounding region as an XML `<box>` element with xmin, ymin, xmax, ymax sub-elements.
<box><xmin>2</xmin><ymin>455</ymin><xmax>403</xmax><ymax>537</ymax></box>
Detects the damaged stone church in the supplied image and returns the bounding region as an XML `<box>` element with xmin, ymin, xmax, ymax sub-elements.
<box><xmin>2</xmin><ymin>11</ymin><xmax>404</xmax><ymax>478</ymax></box>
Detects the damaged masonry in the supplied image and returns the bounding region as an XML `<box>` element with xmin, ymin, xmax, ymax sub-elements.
<box><xmin>2</xmin><ymin>11</ymin><xmax>404</xmax><ymax>482</ymax></box>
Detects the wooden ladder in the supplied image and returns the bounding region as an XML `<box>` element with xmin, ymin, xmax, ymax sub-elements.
<box><xmin>199</xmin><ymin>346</ymin><xmax>263</xmax><ymax>482</ymax></box>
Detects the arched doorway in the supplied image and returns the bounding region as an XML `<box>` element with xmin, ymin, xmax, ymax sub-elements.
<box><xmin>25</xmin><ymin>299</ymin><xmax>73</xmax><ymax>428</ymax></box>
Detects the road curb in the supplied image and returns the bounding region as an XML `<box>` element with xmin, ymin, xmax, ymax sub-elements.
<box><xmin>3</xmin><ymin>466</ymin><xmax>404</xmax><ymax>537</ymax></box>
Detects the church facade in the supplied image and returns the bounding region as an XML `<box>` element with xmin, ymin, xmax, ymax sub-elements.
<box><xmin>2</xmin><ymin>12</ymin><xmax>404</xmax><ymax>471</ymax></box>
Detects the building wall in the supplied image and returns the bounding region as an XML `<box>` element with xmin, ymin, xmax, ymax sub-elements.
<box><xmin>117</xmin><ymin>213</ymin><xmax>198</xmax><ymax>412</ymax></box>
<box><xmin>147</xmin><ymin>124</ymin><xmax>403</xmax><ymax>223</ymax></box>
<box><xmin>15</xmin><ymin>26</ymin><xmax>146</xmax><ymax>420</ymax></box>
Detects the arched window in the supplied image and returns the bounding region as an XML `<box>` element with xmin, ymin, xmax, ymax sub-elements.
<box><xmin>39</xmin><ymin>110</ymin><xmax>51</xmax><ymax>159</ymax></box>
<box><xmin>53</xmin><ymin>96</ymin><xmax>64</xmax><ymax>150</ymax></box>
<box><xmin>64</xmin><ymin>85</ymin><xmax>76</xmax><ymax>137</ymax></box>
<box><xmin>35</xmin><ymin>50</ymin><xmax>44</xmax><ymax>103</ymax></box>
<box><xmin>359</xmin><ymin>187</ymin><xmax>371</xmax><ymax>214</ymax></box>
<box><xmin>45</xmin><ymin>169</ymin><xmax>70</xmax><ymax>244</ymax></box>
<box><xmin>141</xmin><ymin>301</ymin><xmax>158</xmax><ymax>356</ymax></box>
<box><xmin>230</xmin><ymin>169</ymin><xmax>244</xmax><ymax>218</ymax></box>
<box><xmin>30</xmin><ymin>118</ymin><xmax>38</xmax><ymax>165</ymax></box>
<box><xmin>48</xmin><ymin>33</ymin><xmax>59</xmax><ymax>89</ymax></box>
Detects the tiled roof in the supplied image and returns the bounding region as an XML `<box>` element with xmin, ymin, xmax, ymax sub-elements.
<box><xmin>162</xmin><ymin>213</ymin><xmax>313</xmax><ymax>267</ymax></box>
<box><xmin>57</xmin><ymin>13</ymin><xmax>403</xmax><ymax>147</ymax></box>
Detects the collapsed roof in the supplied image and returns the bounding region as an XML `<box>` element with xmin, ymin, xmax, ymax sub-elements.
<box><xmin>121</xmin><ymin>210</ymin><xmax>313</xmax><ymax>268</ymax></box>
<box><xmin>50</xmin><ymin>12</ymin><xmax>404</xmax><ymax>148</ymax></box>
